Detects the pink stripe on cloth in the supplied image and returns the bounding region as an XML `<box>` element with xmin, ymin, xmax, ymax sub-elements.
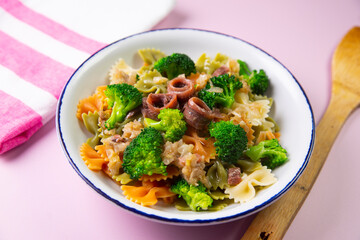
<box><xmin>0</xmin><ymin>31</ymin><xmax>74</xmax><ymax>99</ymax></box>
<box><xmin>0</xmin><ymin>0</ymin><xmax>105</xmax><ymax>54</ymax></box>
<box><xmin>0</xmin><ymin>91</ymin><xmax>43</xmax><ymax>154</ymax></box>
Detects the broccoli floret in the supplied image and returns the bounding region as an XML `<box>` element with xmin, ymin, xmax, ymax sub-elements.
<box><xmin>245</xmin><ymin>139</ymin><xmax>288</xmax><ymax>169</ymax></box>
<box><xmin>237</xmin><ymin>59</ymin><xmax>269</xmax><ymax>95</ymax></box>
<box><xmin>198</xmin><ymin>74</ymin><xmax>242</xmax><ymax>109</ymax></box>
<box><xmin>153</xmin><ymin>53</ymin><xmax>196</xmax><ymax>80</ymax></box>
<box><xmin>171</xmin><ymin>179</ymin><xmax>213</xmax><ymax>211</ymax></box>
<box><xmin>143</xmin><ymin>108</ymin><xmax>187</xmax><ymax>142</ymax></box>
<box><xmin>209</xmin><ymin>121</ymin><xmax>247</xmax><ymax>163</ymax></box>
<box><xmin>247</xmin><ymin>69</ymin><xmax>269</xmax><ymax>95</ymax></box>
<box><xmin>104</xmin><ymin>83</ymin><xmax>143</xmax><ymax>129</ymax></box>
<box><xmin>122</xmin><ymin>127</ymin><xmax>167</xmax><ymax>179</ymax></box>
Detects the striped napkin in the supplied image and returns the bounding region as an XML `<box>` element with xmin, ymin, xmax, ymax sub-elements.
<box><xmin>0</xmin><ymin>0</ymin><xmax>175</xmax><ymax>154</ymax></box>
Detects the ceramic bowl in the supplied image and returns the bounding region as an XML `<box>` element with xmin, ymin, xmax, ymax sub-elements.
<box><xmin>56</xmin><ymin>28</ymin><xmax>314</xmax><ymax>225</ymax></box>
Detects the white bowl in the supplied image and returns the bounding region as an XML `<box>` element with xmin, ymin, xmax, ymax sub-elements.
<box><xmin>56</xmin><ymin>28</ymin><xmax>314</xmax><ymax>225</ymax></box>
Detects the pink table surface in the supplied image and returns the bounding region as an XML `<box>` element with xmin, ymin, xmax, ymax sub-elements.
<box><xmin>1</xmin><ymin>0</ymin><xmax>359</xmax><ymax>239</ymax></box>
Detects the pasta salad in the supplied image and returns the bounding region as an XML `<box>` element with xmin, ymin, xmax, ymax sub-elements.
<box><xmin>77</xmin><ymin>49</ymin><xmax>288</xmax><ymax>211</ymax></box>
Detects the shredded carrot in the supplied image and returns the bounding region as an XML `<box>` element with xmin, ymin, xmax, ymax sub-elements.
<box><xmin>256</xmin><ymin>130</ymin><xmax>279</xmax><ymax>145</ymax></box>
<box><xmin>266</xmin><ymin>131</ymin><xmax>276</xmax><ymax>140</ymax></box>
<box><xmin>274</xmin><ymin>132</ymin><xmax>281</xmax><ymax>141</ymax></box>
<box><xmin>187</xmin><ymin>72</ymin><xmax>200</xmax><ymax>81</ymax></box>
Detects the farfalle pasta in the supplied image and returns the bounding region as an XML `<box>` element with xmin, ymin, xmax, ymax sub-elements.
<box><xmin>224</xmin><ymin>166</ymin><xmax>277</xmax><ymax>204</ymax></box>
<box><xmin>76</xmin><ymin>85</ymin><xmax>107</xmax><ymax>120</ymax></box>
<box><xmin>121</xmin><ymin>181</ymin><xmax>176</xmax><ymax>206</ymax></box>
<box><xmin>82</xmin><ymin>112</ymin><xmax>101</xmax><ymax>148</ymax></box>
<box><xmin>77</xmin><ymin>48</ymin><xmax>288</xmax><ymax>211</ymax></box>
<box><xmin>138</xmin><ymin>48</ymin><xmax>166</xmax><ymax>65</ymax></box>
<box><xmin>139</xmin><ymin>165</ymin><xmax>180</xmax><ymax>182</ymax></box>
<box><xmin>182</xmin><ymin>127</ymin><xmax>216</xmax><ymax>163</ymax></box>
<box><xmin>206</xmin><ymin>160</ymin><xmax>228</xmax><ymax>190</ymax></box>
<box><xmin>134</xmin><ymin>69</ymin><xmax>167</xmax><ymax>94</ymax></box>
<box><xmin>109</xmin><ymin>59</ymin><xmax>138</xmax><ymax>85</ymax></box>
<box><xmin>80</xmin><ymin>143</ymin><xmax>108</xmax><ymax>171</ymax></box>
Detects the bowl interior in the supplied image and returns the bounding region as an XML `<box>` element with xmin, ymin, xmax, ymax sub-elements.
<box><xmin>56</xmin><ymin>28</ymin><xmax>314</xmax><ymax>224</ymax></box>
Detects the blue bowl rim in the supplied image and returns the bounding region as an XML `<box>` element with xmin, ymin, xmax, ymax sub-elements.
<box><xmin>55</xmin><ymin>27</ymin><xmax>315</xmax><ymax>224</ymax></box>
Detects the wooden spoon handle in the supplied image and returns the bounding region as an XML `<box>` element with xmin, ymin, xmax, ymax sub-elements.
<box><xmin>240</xmin><ymin>86</ymin><xmax>360</xmax><ymax>240</ymax></box>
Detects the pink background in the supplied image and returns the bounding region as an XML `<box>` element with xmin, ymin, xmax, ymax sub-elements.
<box><xmin>1</xmin><ymin>0</ymin><xmax>360</xmax><ymax>239</ymax></box>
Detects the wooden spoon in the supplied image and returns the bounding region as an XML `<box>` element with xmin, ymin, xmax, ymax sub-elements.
<box><xmin>240</xmin><ymin>27</ymin><xmax>360</xmax><ymax>240</ymax></box>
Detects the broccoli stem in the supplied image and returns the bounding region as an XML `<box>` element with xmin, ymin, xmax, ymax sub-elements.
<box><xmin>245</xmin><ymin>144</ymin><xmax>264</xmax><ymax>161</ymax></box>
<box><xmin>143</xmin><ymin>118</ymin><xmax>164</xmax><ymax>130</ymax></box>
<box><xmin>106</xmin><ymin>101</ymin><xmax>125</xmax><ymax>129</ymax></box>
